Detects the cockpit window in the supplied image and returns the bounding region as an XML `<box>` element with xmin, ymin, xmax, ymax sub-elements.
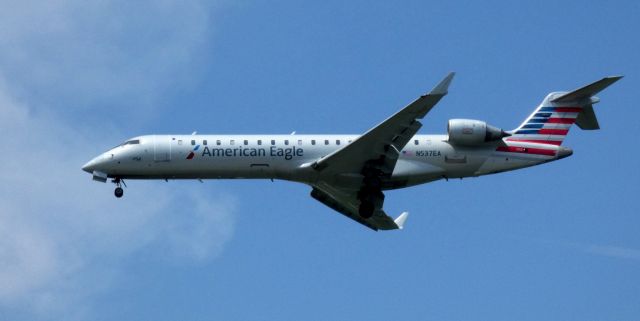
<box><xmin>115</xmin><ymin>139</ymin><xmax>140</xmax><ymax>148</ymax></box>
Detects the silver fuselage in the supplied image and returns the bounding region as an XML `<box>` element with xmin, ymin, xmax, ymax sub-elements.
<box><xmin>82</xmin><ymin>134</ymin><xmax>571</xmax><ymax>190</ymax></box>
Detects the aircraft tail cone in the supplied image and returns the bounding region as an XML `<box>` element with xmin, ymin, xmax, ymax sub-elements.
<box><xmin>557</xmin><ymin>147</ymin><xmax>573</xmax><ymax>159</ymax></box>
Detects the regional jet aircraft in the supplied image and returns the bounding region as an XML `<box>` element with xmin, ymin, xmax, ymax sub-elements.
<box><xmin>82</xmin><ymin>73</ymin><xmax>622</xmax><ymax>231</ymax></box>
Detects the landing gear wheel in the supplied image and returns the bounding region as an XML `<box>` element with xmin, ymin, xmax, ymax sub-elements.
<box><xmin>358</xmin><ymin>201</ymin><xmax>374</xmax><ymax>219</ymax></box>
<box><xmin>111</xmin><ymin>177</ymin><xmax>126</xmax><ymax>198</ymax></box>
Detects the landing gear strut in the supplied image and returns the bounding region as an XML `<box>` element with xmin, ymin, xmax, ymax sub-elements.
<box><xmin>112</xmin><ymin>178</ymin><xmax>126</xmax><ymax>198</ymax></box>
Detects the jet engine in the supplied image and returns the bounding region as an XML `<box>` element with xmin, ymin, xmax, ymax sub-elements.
<box><xmin>447</xmin><ymin>119</ymin><xmax>509</xmax><ymax>146</ymax></box>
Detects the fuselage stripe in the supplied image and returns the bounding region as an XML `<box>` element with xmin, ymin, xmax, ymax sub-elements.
<box><xmin>496</xmin><ymin>145</ymin><xmax>556</xmax><ymax>156</ymax></box>
<box><xmin>505</xmin><ymin>138</ymin><xmax>563</xmax><ymax>146</ymax></box>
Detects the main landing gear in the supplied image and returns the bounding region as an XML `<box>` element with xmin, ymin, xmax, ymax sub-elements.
<box><xmin>357</xmin><ymin>172</ymin><xmax>384</xmax><ymax>219</ymax></box>
<box><xmin>112</xmin><ymin>178</ymin><xmax>126</xmax><ymax>198</ymax></box>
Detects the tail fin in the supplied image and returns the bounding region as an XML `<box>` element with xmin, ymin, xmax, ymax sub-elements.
<box><xmin>508</xmin><ymin>76</ymin><xmax>622</xmax><ymax>146</ymax></box>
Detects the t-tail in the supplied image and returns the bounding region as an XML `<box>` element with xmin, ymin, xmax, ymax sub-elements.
<box><xmin>507</xmin><ymin>76</ymin><xmax>623</xmax><ymax>146</ymax></box>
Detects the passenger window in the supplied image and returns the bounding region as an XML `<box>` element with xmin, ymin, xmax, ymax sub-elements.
<box><xmin>336</xmin><ymin>140</ymin><xmax>340</xmax><ymax>145</ymax></box>
<box><xmin>178</xmin><ymin>140</ymin><xmax>183</xmax><ymax>145</ymax></box>
<box><xmin>191</xmin><ymin>140</ymin><xmax>195</xmax><ymax>145</ymax></box>
<box><xmin>348</xmin><ymin>140</ymin><xmax>352</xmax><ymax>143</ymax></box>
<box><xmin>298</xmin><ymin>139</ymin><xmax>303</xmax><ymax>146</ymax></box>
<box><xmin>230</xmin><ymin>140</ymin><xmax>235</xmax><ymax>145</ymax></box>
<box><xmin>324</xmin><ymin>140</ymin><xmax>329</xmax><ymax>145</ymax></box>
<box><xmin>284</xmin><ymin>140</ymin><xmax>289</xmax><ymax>145</ymax></box>
<box><xmin>271</xmin><ymin>140</ymin><xmax>276</xmax><ymax>145</ymax></box>
<box><xmin>414</xmin><ymin>139</ymin><xmax>419</xmax><ymax>145</ymax></box>
<box><xmin>216</xmin><ymin>140</ymin><xmax>221</xmax><ymax>145</ymax></box>
<box><xmin>311</xmin><ymin>140</ymin><xmax>316</xmax><ymax>145</ymax></box>
<box><xmin>258</xmin><ymin>140</ymin><xmax>262</xmax><ymax>145</ymax></box>
<box><xmin>203</xmin><ymin>140</ymin><xmax>207</xmax><ymax>145</ymax></box>
<box><xmin>244</xmin><ymin>140</ymin><xmax>248</xmax><ymax>145</ymax></box>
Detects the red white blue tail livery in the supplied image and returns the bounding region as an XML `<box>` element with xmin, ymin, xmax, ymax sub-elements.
<box><xmin>509</xmin><ymin>76</ymin><xmax>621</xmax><ymax>146</ymax></box>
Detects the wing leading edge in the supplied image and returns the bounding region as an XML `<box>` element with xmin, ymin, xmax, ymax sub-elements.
<box><xmin>311</xmin><ymin>72</ymin><xmax>455</xmax><ymax>176</ymax></box>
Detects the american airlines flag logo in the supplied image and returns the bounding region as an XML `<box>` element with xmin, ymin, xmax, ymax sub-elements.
<box><xmin>508</xmin><ymin>106</ymin><xmax>581</xmax><ymax>146</ymax></box>
<box><xmin>186</xmin><ymin>144</ymin><xmax>200</xmax><ymax>160</ymax></box>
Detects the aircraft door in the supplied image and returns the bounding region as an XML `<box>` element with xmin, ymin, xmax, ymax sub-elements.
<box><xmin>153</xmin><ymin>135</ymin><xmax>171</xmax><ymax>162</ymax></box>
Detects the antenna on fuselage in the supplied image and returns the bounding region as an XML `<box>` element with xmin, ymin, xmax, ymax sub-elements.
<box><xmin>191</xmin><ymin>131</ymin><xmax>197</xmax><ymax>135</ymax></box>
<box><xmin>290</xmin><ymin>131</ymin><xmax>296</xmax><ymax>135</ymax></box>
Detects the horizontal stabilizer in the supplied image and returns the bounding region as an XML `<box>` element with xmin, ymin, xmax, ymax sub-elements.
<box><xmin>551</xmin><ymin>75</ymin><xmax>623</xmax><ymax>103</ymax></box>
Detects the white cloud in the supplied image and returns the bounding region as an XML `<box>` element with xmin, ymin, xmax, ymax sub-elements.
<box><xmin>0</xmin><ymin>1</ymin><xmax>234</xmax><ymax>319</ymax></box>
<box><xmin>0</xmin><ymin>76</ymin><xmax>236</xmax><ymax>318</ymax></box>
<box><xmin>0</xmin><ymin>0</ymin><xmax>215</xmax><ymax>112</ymax></box>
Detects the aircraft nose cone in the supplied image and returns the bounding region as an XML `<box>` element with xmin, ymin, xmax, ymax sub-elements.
<box><xmin>82</xmin><ymin>154</ymin><xmax>105</xmax><ymax>173</ymax></box>
<box><xmin>82</xmin><ymin>159</ymin><xmax>96</xmax><ymax>173</ymax></box>
<box><xmin>557</xmin><ymin>146</ymin><xmax>573</xmax><ymax>159</ymax></box>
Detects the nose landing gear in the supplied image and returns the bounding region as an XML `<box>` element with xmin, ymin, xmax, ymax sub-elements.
<box><xmin>111</xmin><ymin>178</ymin><xmax>126</xmax><ymax>198</ymax></box>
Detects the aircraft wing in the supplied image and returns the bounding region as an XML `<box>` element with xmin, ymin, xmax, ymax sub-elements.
<box><xmin>311</xmin><ymin>72</ymin><xmax>454</xmax><ymax>179</ymax></box>
<box><xmin>310</xmin><ymin>183</ymin><xmax>408</xmax><ymax>231</ymax></box>
<box><xmin>305</xmin><ymin>73</ymin><xmax>453</xmax><ymax>231</ymax></box>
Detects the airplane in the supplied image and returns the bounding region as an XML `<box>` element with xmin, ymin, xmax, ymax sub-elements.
<box><xmin>82</xmin><ymin>73</ymin><xmax>622</xmax><ymax>231</ymax></box>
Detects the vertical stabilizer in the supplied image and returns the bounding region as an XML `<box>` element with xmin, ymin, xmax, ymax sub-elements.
<box><xmin>509</xmin><ymin>76</ymin><xmax>622</xmax><ymax>146</ymax></box>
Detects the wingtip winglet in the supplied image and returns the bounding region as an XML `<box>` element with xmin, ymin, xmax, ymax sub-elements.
<box><xmin>394</xmin><ymin>211</ymin><xmax>409</xmax><ymax>230</ymax></box>
<box><xmin>429</xmin><ymin>72</ymin><xmax>456</xmax><ymax>96</ymax></box>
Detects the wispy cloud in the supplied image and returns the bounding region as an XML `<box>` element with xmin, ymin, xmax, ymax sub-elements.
<box><xmin>581</xmin><ymin>244</ymin><xmax>640</xmax><ymax>261</ymax></box>
<box><xmin>0</xmin><ymin>74</ymin><xmax>237</xmax><ymax>319</ymax></box>
<box><xmin>0</xmin><ymin>0</ymin><xmax>217</xmax><ymax>116</ymax></box>
<box><xmin>540</xmin><ymin>239</ymin><xmax>640</xmax><ymax>262</ymax></box>
<box><xmin>0</xmin><ymin>1</ymin><xmax>234</xmax><ymax>319</ymax></box>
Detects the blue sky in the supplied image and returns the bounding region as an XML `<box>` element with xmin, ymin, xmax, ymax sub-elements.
<box><xmin>1</xmin><ymin>1</ymin><xmax>638</xmax><ymax>320</ymax></box>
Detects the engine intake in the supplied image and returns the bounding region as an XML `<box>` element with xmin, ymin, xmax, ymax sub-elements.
<box><xmin>447</xmin><ymin>119</ymin><xmax>509</xmax><ymax>146</ymax></box>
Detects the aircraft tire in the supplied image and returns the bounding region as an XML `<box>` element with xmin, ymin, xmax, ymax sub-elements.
<box><xmin>114</xmin><ymin>187</ymin><xmax>124</xmax><ymax>198</ymax></box>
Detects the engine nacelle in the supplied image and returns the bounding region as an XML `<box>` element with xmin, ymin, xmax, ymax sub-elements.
<box><xmin>447</xmin><ymin>119</ymin><xmax>509</xmax><ymax>146</ymax></box>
